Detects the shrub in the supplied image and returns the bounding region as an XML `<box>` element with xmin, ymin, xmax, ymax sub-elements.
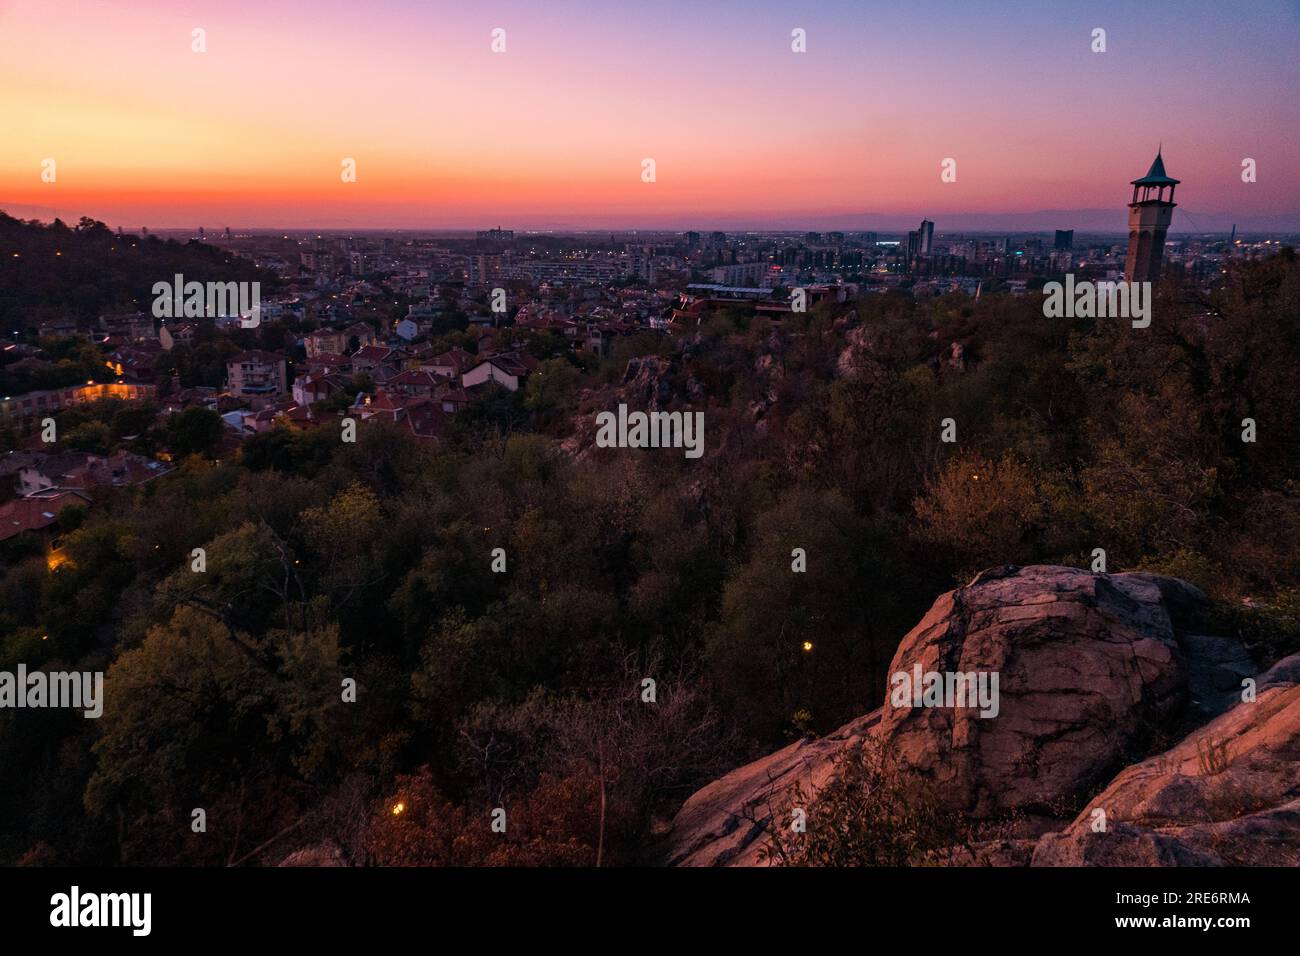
<box><xmin>760</xmin><ymin>738</ymin><xmax>979</xmax><ymax>866</ymax></box>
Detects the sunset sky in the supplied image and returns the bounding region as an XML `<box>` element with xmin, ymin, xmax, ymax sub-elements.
<box><xmin>2</xmin><ymin>0</ymin><xmax>1298</xmax><ymax>229</ymax></box>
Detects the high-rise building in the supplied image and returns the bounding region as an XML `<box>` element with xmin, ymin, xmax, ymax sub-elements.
<box><xmin>918</xmin><ymin>219</ymin><xmax>934</xmax><ymax>256</ymax></box>
<box><xmin>470</xmin><ymin>254</ymin><xmax>502</xmax><ymax>285</ymax></box>
<box><xmin>1054</xmin><ymin>229</ymin><xmax>1074</xmax><ymax>251</ymax></box>
<box><xmin>710</xmin><ymin>262</ymin><xmax>765</xmax><ymax>285</ymax></box>
<box><xmin>1125</xmin><ymin>150</ymin><xmax>1178</xmax><ymax>282</ymax></box>
<box><xmin>905</xmin><ymin>230</ymin><xmax>921</xmax><ymax>271</ymax></box>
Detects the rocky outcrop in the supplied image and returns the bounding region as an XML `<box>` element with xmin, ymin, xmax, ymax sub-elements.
<box><xmin>277</xmin><ymin>841</ymin><xmax>348</xmax><ymax>867</ymax></box>
<box><xmin>619</xmin><ymin>355</ymin><xmax>675</xmax><ymax>410</ymax></box>
<box><xmin>661</xmin><ymin>565</ymin><xmax>1276</xmax><ymax>867</ymax></box>
<box><xmin>836</xmin><ymin>324</ymin><xmax>876</xmax><ymax>378</ymax></box>
<box><xmin>1031</xmin><ymin>656</ymin><xmax>1300</xmax><ymax>866</ymax></box>
<box><xmin>662</xmin><ymin>712</ymin><xmax>879</xmax><ymax>867</ymax></box>
<box><xmin>880</xmin><ymin>566</ymin><xmax>1205</xmax><ymax>817</ymax></box>
<box><xmin>1260</xmin><ymin>653</ymin><xmax>1300</xmax><ymax>689</ymax></box>
<box><xmin>562</xmin><ymin>355</ymin><xmax>703</xmax><ymax>458</ymax></box>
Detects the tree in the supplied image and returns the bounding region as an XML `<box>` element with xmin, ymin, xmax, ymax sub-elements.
<box><xmin>166</xmin><ymin>406</ymin><xmax>224</xmax><ymax>458</ymax></box>
<box><xmin>64</xmin><ymin>421</ymin><xmax>112</xmax><ymax>453</ymax></box>
<box><xmin>706</xmin><ymin>488</ymin><xmax>896</xmax><ymax>741</ymax></box>
<box><xmin>85</xmin><ymin>603</ymin><xmax>345</xmax><ymax>864</ymax></box>
<box><xmin>522</xmin><ymin>357</ymin><xmax>579</xmax><ymax>421</ymax></box>
<box><xmin>913</xmin><ymin>452</ymin><xmax>1044</xmax><ymax>580</ymax></box>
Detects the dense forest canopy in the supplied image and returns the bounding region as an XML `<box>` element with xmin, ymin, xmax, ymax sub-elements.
<box><xmin>2</xmin><ymin>235</ymin><xmax>1298</xmax><ymax>865</ymax></box>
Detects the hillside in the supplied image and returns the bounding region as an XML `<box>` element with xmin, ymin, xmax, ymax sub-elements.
<box><xmin>1</xmin><ymin>251</ymin><xmax>1298</xmax><ymax>866</ymax></box>
<box><xmin>0</xmin><ymin>212</ymin><xmax>276</xmax><ymax>334</ymax></box>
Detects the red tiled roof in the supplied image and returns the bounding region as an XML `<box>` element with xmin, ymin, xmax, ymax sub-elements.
<box><xmin>473</xmin><ymin>351</ymin><xmax>538</xmax><ymax>377</ymax></box>
<box><xmin>389</xmin><ymin>369</ymin><xmax>442</xmax><ymax>389</ymax></box>
<box><xmin>429</xmin><ymin>347</ymin><xmax>475</xmax><ymax>374</ymax></box>
<box><xmin>368</xmin><ymin>389</ymin><xmax>404</xmax><ymax>412</ymax></box>
<box><xmin>436</xmin><ymin>386</ymin><xmax>470</xmax><ymax>403</ymax></box>
<box><xmin>304</xmin><ymin>352</ymin><xmax>349</xmax><ymax>368</ymax></box>
<box><xmin>404</xmin><ymin>402</ymin><xmax>451</xmax><ymax>440</ymax></box>
<box><xmin>353</xmin><ymin>345</ymin><xmax>398</xmax><ymax>361</ymax></box>
<box><xmin>0</xmin><ymin>492</ymin><xmax>85</xmax><ymax>542</ymax></box>
<box><xmin>279</xmin><ymin>404</ymin><xmax>316</xmax><ymax>423</ymax></box>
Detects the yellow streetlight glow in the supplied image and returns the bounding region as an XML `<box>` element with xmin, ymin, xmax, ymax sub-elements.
<box><xmin>802</xmin><ymin>641</ymin><xmax>813</xmax><ymax>652</ymax></box>
<box><xmin>391</xmin><ymin>802</ymin><xmax>406</xmax><ymax>816</ymax></box>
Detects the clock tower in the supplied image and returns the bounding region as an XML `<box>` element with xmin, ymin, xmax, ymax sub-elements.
<box><xmin>1125</xmin><ymin>149</ymin><xmax>1179</xmax><ymax>282</ymax></box>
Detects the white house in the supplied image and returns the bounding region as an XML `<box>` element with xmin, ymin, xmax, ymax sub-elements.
<box><xmin>460</xmin><ymin>352</ymin><xmax>538</xmax><ymax>393</ymax></box>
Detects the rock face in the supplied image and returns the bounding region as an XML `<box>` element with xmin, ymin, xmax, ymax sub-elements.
<box><xmin>661</xmin><ymin>712</ymin><xmax>879</xmax><ymax>867</ymax></box>
<box><xmin>661</xmin><ymin>565</ymin><xmax>1274</xmax><ymax>867</ymax></box>
<box><xmin>562</xmin><ymin>355</ymin><xmax>699</xmax><ymax>458</ymax></box>
<box><xmin>277</xmin><ymin>841</ymin><xmax>347</xmax><ymax>867</ymax></box>
<box><xmin>879</xmin><ymin>565</ymin><xmax>1201</xmax><ymax>817</ymax></box>
<box><xmin>619</xmin><ymin>356</ymin><xmax>675</xmax><ymax>410</ymax></box>
<box><xmin>1031</xmin><ymin>657</ymin><xmax>1300</xmax><ymax>866</ymax></box>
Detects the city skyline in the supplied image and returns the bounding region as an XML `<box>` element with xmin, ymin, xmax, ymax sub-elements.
<box><xmin>3</xmin><ymin>0</ymin><xmax>1299</xmax><ymax>230</ymax></box>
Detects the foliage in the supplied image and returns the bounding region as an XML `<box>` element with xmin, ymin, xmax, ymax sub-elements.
<box><xmin>760</xmin><ymin>739</ymin><xmax>979</xmax><ymax>866</ymax></box>
<box><xmin>2</xmin><ymin>250</ymin><xmax>1299</xmax><ymax>865</ymax></box>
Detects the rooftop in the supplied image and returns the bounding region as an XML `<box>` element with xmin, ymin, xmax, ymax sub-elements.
<box><xmin>1132</xmin><ymin>149</ymin><xmax>1180</xmax><ymax>187</ymax></box>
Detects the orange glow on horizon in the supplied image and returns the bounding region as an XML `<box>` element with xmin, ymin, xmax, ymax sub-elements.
<box><xmin>1</xmin><ymin>0</ymin><xmax>1296</xmax><ymax>229</ymax></box>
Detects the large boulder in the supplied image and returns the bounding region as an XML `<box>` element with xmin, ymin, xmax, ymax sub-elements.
<box><xmin>1032</xmin><ymin>669</ymin><xmax>1300</xmax><ymax>866</ymax></box>
<box><xmin>877</xmin><ymin>566</ymin><xmax>1203</xmax><ymax>817</ymax></box>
